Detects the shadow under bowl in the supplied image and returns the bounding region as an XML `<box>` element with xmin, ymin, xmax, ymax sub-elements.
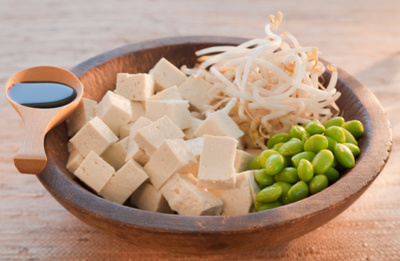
<box><xmin>37</xmin><ymin>36</ymin><xmax>392</xmax><ymax>254</ymax></box>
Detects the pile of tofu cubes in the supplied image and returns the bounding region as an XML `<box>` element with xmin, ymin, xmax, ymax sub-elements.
<box><xmin>66</xmin><ymin>58</ymin><xmax>261</xmax><ymax>216</ymax></box>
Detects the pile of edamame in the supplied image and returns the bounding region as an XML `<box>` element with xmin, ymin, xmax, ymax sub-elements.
<box><xmin>250</xmin><ymin>116</ymin><xmax>364</xmax><ymax>212</ymax></box>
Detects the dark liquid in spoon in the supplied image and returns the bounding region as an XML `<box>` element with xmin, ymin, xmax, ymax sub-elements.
<box><xmin>8</xmin><ymin>82</ymin><xmax>77</xmax><ymax>109</ymax></box>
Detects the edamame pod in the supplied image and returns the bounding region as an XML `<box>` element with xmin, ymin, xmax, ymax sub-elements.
<box><xmin>326</xmin><ymin>136</ymin><xmax>338</xmax><ymax>152</ymax></box>
<box><xmin>279</xmin><ymin>138</ymin><xmax>304</xmax><ymax>156</ymax></box>
<box><xmin>274</xmin><ymin>181</ymin><xmax>292</xmax><ymax>205</ymax></box>
<box><xmin>265</xmin><ymin>154</ymin><xmax>285</xmax><ymax>176</ymax></box>
<box><xmin>287</xmin><ymin>181</ymin><xmax>309</xmax><ymax>203</ymax></box>
<box><xmin>249</xmin><ymin>155</ymin><xmax>262</xmax><ymax>170</ymax></box>
<box><xmin>342</xmin><ymin>128</ymin><xmax>358</xmax><ymax>145</ymax></box>
<box><xmin>255</xmin><ymin>183</ymin><xmax>283</xmax><ymax>203</ymax></box>
<box><xmin>274</xmin><ymin>167</ymin><xmax>299</xmax><ymax>184</ymax></box>
<box><xmin>297</xmin><ymin>159</ymin><xmax>314</xmax><ymax>182</ymax></box>
<box><xmin>291</xmin><ymin>151</ymin><xmax>316</xmax><ymax>167</ymax></box>
<box><xmin>267</xmin><ymin>133</ymin><xmax>291</xmax><ymax>149</ymax></box>
<box><xmin>343</xmin><ymin>143</ymin><xmax>360</xmax><ymax>157</ymax></box>
<box><xmin>325</xmin><ymin>126</ymin><xmax>346</xmax><ymax>143</ymax></box>
<box><xmin>334</xmin><ymin>143</ymin><xmax>355</xmax><ymax>168</ymax></box>
<box><xmin>312</xmin><ymin>149</ymin><xmax>334</xmax><ymax>174</ymax></box>
<box><xmin>259</xmin><ymin>149</ymin><xmax>279</xmax><ymax>168</ymax></box>
<box><xmin>304</xmin><ymin>134</ymin><xmax>329</xmax><ymax>153</ymax></box>
<box><xmin>324</xmin><ymin>167</ymin><xmax>340</xmax><ymax>184</ymax></box>
<box><xmin>254</xmin><ymin>169</ymin><xmax>275</xmax><ymax>188</ymax></box>
<box><xmin>254</xmin><ymin>201</ymin><xmax>282</xmax><ymax>211</ymax></box>
<box><xmin>342</xmin><ymin>120</ymin><xmax>364</xmax><ymax>139</ymax></box>
<box><xmin>289</xmin><ymin>125</ymin><xmax>307</xmax><ymax>140</ymax></box>
<box><xmin>305</xmin><ymin>120</ymin><xmax>325</xmax><ymax>135</ymax></box>
<box><xmin>309</xmin><ymin>174</ymin><xmax>329</xmax><ymax>194</ymax></box>
<box><xmin>324</xmin><ymin>116</ymin><xmax>345</xmax><ymax>128</ymax></box>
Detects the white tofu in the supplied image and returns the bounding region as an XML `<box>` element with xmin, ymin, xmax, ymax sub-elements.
<box><xmin>125</xmin><ymin>117</ymin><xmax>153</xmax><ymax>163</ymax></box>
<box><xmin>182</xmin><ymin>137</ymin><xmax>204</xmax><ymax>177</ymax></box>
<box><xmin>130</xmin><ymin>101</ymin><xmax>146</xmax><ymax>123</ymax></box>
<box><xmin>130</xmin><ymin>182</ymin><xmax>173</xmax><ymax>213</ymax></box>
<box><xmin>70</xmin><ymin>116</ymin><xmax>118</xmax><ymax>157</ymax></box>
<box><xmin>66</xmin><ymin>149</ymin><xmax>84</xmax><ymax>173</ymax></box>
<box><xmin>99</xmin><ymin>159</ymin><xmax>148</xmax><ymax>204</ymax></box>
<box><xmin>150</xmin><ymin>58</ymin><xmax>187</xmax><ymax>91</ymax></box>
<box><xmin>234</xmin><ymin>149</ymin><xmax>255</xmax><ymax>173</ymax></box>
<box><xmin>66</xmin><ymin>98</ymin><xmax>97</xmax><ymax>137</ymax></box>
<box><xmin>96</xmin><ymin>91</ymin><xmax>132</xmax><ymax>136</ymax></box>
<box><xmin>178</xmin><ymin>75</ymin><xmax>219</xmax><ymax>111</ymax></box>
<box><xmin>184</xmin><ymin>117</ymin><xmax>203</xmax><ymax>140</ymax></box>
<box><xmin>144</xmin><ymin>139</ymin><xmax>196</xmax><ymax>190</ymax></box>
<box><xmin>194</xmin><ymin>110</ymin><xmax>244</xmax><ymax>139</ymax></box>
<box><xmin>198</xmin><ymin>135</ymin><xmax>237</xmax><ymax>189</ymax></box>
<box><xmin>67</xmin><ymin>141</ymin><xmax>75</xmax><ymax>153</ymax></box>
<box><xmin>148</xmin><ymin>86</ymin><xmax>182</xmax><ymax>100</ymax></box>
<box><xmin>74</xmin><ymin>151</ymin><xmax>115</xmax><ymax>194</ymax></box>
<box><xmin>244</xmin><ymin>149</ymin><xmax>263</xmax><ymax>157</ymax></box>
<box><xmin>115</xmin><ymin>73</ymin><xmax>154</xmax><ymax>101</ymax></box>
<box><xmin>209</xmin><ymin>171</ymin><xmax>258</xmax><ymax>216</ymax></box>
<box><xmin>145</xmin><ymin>99</ymin><xmax>191</xmax><ymax>130</ymax></box>
<box><xmin>101</xmin><ymin>137</ymin><xmax>129</xmax><ymax>170</ymax></box>
<box><xmin>242</xmin><ymin>170</ymin><xmax>261</xmax><ymax>202</ymax></box>
<box><xmin>119</xmin><ymin>122</ymin><xmax>133</xmax><ymax>139</ymax></box>
<box><xmin>134</xmin><ymin>116</ymin><xmax>184</xmax><ymax>157</ymax></box>
<box><xmin>160</xmin><ymin>173</ymin><xmax>223</xmax><ymax>216</ymax></box>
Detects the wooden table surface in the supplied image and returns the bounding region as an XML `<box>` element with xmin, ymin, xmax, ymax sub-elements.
<box><xmin>1</xmin><ymin>0</ymin><xmax>399</xmax><ymax>260</ymax></box>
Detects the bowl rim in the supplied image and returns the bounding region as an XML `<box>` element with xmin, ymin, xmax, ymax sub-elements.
<box><xmin>38</xmin><ymin>36</ymin><xmax>392</xmax><ymax>234</ymax></box>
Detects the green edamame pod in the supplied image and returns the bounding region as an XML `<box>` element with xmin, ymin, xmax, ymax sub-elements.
<box><xmin>291</xmin><ymin>151</ymin><xmax>316</xmax><ymax>167</ymax></box>
<box><xmin>342</xmin><ymin>120</ymin><xmax>364</xmax><ymax>139</ymax></box>
<box><xmin>274</xmin><ymin>167</ymin><xmax>299</xmax><ymax>184</ymax></box>
<box><xmin>289</xmin><ymin>125</ymin><xmax>307</xmax><ymax>140</ymax></box>
<box><xmin>254</xmin><ymin>201</ymin><xmax>282</xmax><ymax>211</ymax></box>
<box><xmin>342</xmin><ymin>128</ymin><xmax>358</xmax><ymax>145</ymax></box>
<box><xmin>267</xmin><ymin>133</ymin><xmax>291</xmax><ymax>149</ymax></box>
<box><xmin>334</xmin><ymin>143</ymin><xmax>355</xmax><ymax>168</ymax></box>
<box><xmin>259</xmin><ymin>149</ymin><xmax>279</xmax><ymax>168</ymax></box>
<box><xmin>324</xmin><ymin>126</ymin><xmax>346</xmax><ymax>143</ymax></box>
<box><xmin>324</xmin><ymin>116</ymin><xmax>345</xmax><ymax>128</ymax></box>
<box><xmin>274</xmin><ymin>181</ymin><xmax>292</xmax><ymax>205</ymax></box>
<box><xmin>326</xmin><ymin>136</ymin><xmax>338</xmax><ymax>152</ymax></box>
<box><xmin>265</xmin><ymin>154</ymin><xmax>285</xmax><ymax>176</ymax></box>
<box><xmin>249</xmin><ymin>155</ymin><xmax>262</xmax><ymax>170</ymax></box>
<box><xmin>255</xmin><ymin>183</ymin><xmax>283</xmax><ymax>203</ymax></box>
<box><xmin>343</xmin><ymin>143</ymin><xmax>360</xmax><ymax>157</ymax></box>
<box><xmin>312</xmin><ymin>149</ymin><xmax>334</xmax><ymax>174</ymax></box>
<box><xmin>272</xmin><ymin>142</ymin><xmax>285</xmax><ymax>151</ymax></box>
<box><xmin>323</xmin><ymin>167</ymin><xmax>340</xmax><ymax>184</ymax></box>
<box><xmin>309</xmin><ymin>174</ymin><xmax>329</xmax><ymax>194</ymax></box>
<box><xmin>287</xmin><ymin>181</ymin><xmax>309</xmax><ymax>203</ymax></box>
<box><xmin>305</xmin><ymin>120</ymin><xmax>325</xmax><ymax>135</ymax></box>
<box><xmin>279</xmin><ymin>138</ymin><xmax>304</xmax><ymax>156</ymax></box>
<box><xmin>254</xmin><ymin>169</ymin><xmax>275</xmax><ymax>188</ymax></box>
<box><xmin>297</xmin><ymin>159</ymin><xmax>314</xmax><ymax>182</ymax></box>
<box><xmin>304</xmin><ymin>134</ymin><xmax>329</xmax><ymax>153</ymax></box>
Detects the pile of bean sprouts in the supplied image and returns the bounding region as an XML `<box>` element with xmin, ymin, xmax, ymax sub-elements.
<box><xmin>182</xmin><ymin>12</ymin><xmax>340</xmax><ymax>149</ymax></box>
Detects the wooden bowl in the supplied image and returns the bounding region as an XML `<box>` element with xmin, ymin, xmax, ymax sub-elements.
<box><xmin>36</xmin><ymin>36</ymin><xmax>392</xmax><ymax>254</ymax></box>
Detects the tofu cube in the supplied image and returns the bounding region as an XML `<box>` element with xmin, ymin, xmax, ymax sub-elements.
<box><xmin>234</xmin><ymin>149</ymin><xmax>255</xmax><ymax>173</ymax></box>
<box><xmin>242</xmin><ymin>170</ymin><xmax>261</xmax><ymax>202</ymax></box>
<box><xmin>66</xmin><ymin>98</ymin><xmax>97</xmax><ymax>137</ymax></box>
<box><xmin>182</xmin><ymin>137</ymin><xmax>204</xmax><ymax>177</ymax></box>
<box><xmin>115</xmin><ymin>73</ymin><xmax>154</xmax><ymax>101</ymax></box>
<box><xmin>125</xmin><ymin>141</ymin><xmax>149</xmax><ymax>166</ymax></box>
<box><xmin>99</xmin><ymin>159</ymin><xmax>148</xmax><ymax>204</ymax></box>
<box><xmin>96</xmin><ymin>91</ymin><xmax>132</xmax><ymax>136</ymax></box>
<box><xmin>178</xmin><ymin>75</ymin><xmax>219</xmax><ymax>111</ymax></box>
<box><xmin>209</xmin><ymin>171</ymin><xmax>259</xmax><ymax>216</ymax></box>
<box><xmin>198</xmin><ymin>135</ymin><xmax>237</xmax><ymax>189</ymax></box>
<box><xmin>244</xmin><ymin>149</ymin><xmax>263</xmax><ymax>157</ymax></box>
<box><xmin>119</xmin><ymin>122</ymin><xmax>133</xmax><ymax>139</ymax></box>
<box><xmin>146</xmin><ymin>99</ymin><xmax>191</xmax><ymax>130</ymax></box>
<box><xmin>130</xmin><ymin>101</ymin><xmax>146</xmax><ymax>123</ymax></box>
<box><xmin>66</xmin><ymin>149</ymin><xmax>84</xmax><ymax>173</ymax></box>
<box><xmin>74</xmin><ymin>151</ymin><xmax>115</xmax><ymax>193</ymax></box>
<box><xmin>150</xmin><ymin>58</ymin><xmax>187</xmax><ymax>91</ymax></box>
<box><xmin>144</xmin><ymin>139</ymin><xmax>196</xmax><ymax>190</ymax></box>
<box><xmin>101</xmin><ymin>137</ymin><xmax>129</xmax><ymax>170</ymax></box>
<box><xmin>160</xmin><ymin>173</ymin><xmax>223</xmax><ymax>216</ymax></box>
<box><xmin>184</xmin><ymin>117</ymin><xmax>203</xmax><ymax>140</ymax></box>
<box><xmin>194</xmin><ymin>110</ymin><xmax>244</xmax><ymax>139</ymax></box>
<box><xmin>130</xmin><ymin>182</ymin><xmax>173</xmax><ymax>213</ymax></box>
<box><xmin>70</xmin><ymin>116</ymin><xmax>118</xmax><ymax>157</ymax></box>
<box><xmin>134</xmin><ymin>116</ymin><xmax>184</xmax><ymax>157</ymax></box>
<box><xmin>148</xmin><ymin>86</ymin><xmax>182</xmax><ymax>100</ymax></box>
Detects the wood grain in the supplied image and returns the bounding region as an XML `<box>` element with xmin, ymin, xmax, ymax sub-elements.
<box><xmin>1</xmin><ymin>0</ymin><xmax>400</xmax><ymax>260</ymax></box>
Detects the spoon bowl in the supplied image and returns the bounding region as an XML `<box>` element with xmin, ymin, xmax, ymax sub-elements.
<box><xmin>5</xmin><ymin>66</ymin><xmax>83</xmax><ymax>174</ymax></box>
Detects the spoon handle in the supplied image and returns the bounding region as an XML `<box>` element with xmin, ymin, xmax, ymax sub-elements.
<box><xmin>14</xmin><ymin>114</ymin><xmax>48</xmax><ymax>175</ymax></box>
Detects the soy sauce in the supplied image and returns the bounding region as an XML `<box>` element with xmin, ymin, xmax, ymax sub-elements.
<box><xmin>8</xmin><ymin>82</ymin><xmax>77</xmax><ymax>109</ymax></box>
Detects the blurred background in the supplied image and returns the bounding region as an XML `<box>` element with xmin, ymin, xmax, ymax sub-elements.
<box><xmin>0</xmin><ymin>0</ymin><xmax>399</xmax><ymax>260</ymax></box>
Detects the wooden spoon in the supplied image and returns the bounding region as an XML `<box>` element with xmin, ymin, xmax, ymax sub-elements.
<box><xmin>5</xmin><ymin>66</ymin><xmax>83</xmax><ymax>174</ymax></box>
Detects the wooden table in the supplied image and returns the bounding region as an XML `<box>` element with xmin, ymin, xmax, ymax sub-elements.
<box><xmin>1</xmin><ymin>0</ymin><xmax>399</xmax><ymax>259</ymax></box>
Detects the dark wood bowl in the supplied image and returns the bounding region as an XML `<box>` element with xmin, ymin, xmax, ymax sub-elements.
<box><xmin>37</xmin><ymin>36</ymin><xmax>392</xmax><ymax>254</ymax></box>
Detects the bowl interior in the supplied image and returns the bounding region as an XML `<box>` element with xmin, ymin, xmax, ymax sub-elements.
<box><xmin>36</xmin><ymin>36</ymin><xmax>392</xmax><ymax>253</ymax></box>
